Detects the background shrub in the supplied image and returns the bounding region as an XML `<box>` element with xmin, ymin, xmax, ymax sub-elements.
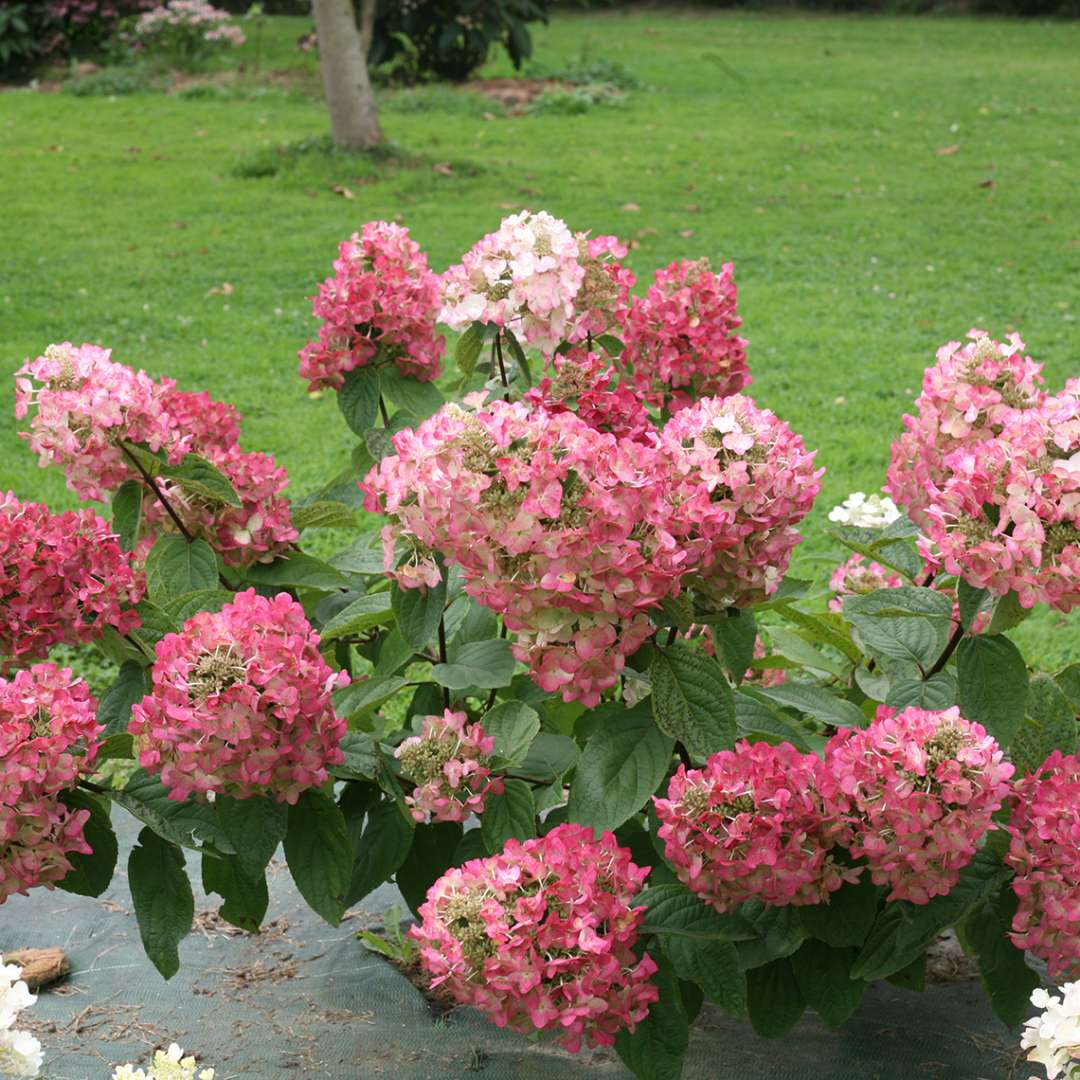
<box><xmin>0</xmin><ymin>0</ymin><xmax>156</xmax><ymax>81</ymax></box>
<box><xmin>369</xmin><ymin>0</ymin><xmax>551</xmax><ymax>83</ymax></box>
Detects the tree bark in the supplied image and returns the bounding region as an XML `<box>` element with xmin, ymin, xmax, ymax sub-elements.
<box><xmin>311</xmin><ymin>0</ymin><xmax>382</xmax><ymax>151</ymax></box>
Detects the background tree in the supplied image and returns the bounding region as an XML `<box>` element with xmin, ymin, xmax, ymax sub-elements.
<box><xmin>311</xmin><ymin>0</ymin><xmax>381</xmax><ymax>150</ymax></box>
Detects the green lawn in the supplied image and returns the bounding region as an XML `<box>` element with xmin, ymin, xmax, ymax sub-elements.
<box><xmin>1</xmin><ymin>10</ymin><xmax>1077</xmax><ymax>664</ymax></box>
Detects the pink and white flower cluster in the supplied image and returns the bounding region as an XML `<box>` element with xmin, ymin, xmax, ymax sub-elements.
<box><xmin>1007</xmin><ymin>751</ymin><xmax>1080</xmax><ymax>980</ymax></box>
<box><xmin>618</xmin><ymin>257</ymin><xmax>749</xmax><ymax>411</ymax></box>
<box><xmin>0</xmin><ymin>492</ymin><xmax>143</xmax><ymax>665</ymax></box>
<box><xmin>828</xmin><ymin>553</ymin><xmax>904</xmax><ymax>611</ymax></box>
<box><xmin>824</xmin><ymin>705</ymin><xmax>1013</xmax><ymax>903</ymax></box>
<box><xmin>411</xmin><ymin>823</ymin><xmax>658</xmax><ymax>1052</ymax></box>
<box><xmin>660</xmin><ymin>394</ymin><xmax>823</xmax><ymax>609</ymax></box>
<box><xmin>299</xmin><ymin>221</ymin><xmax>445</xmax><ymax>392</ymax></box>
<box><xmin>439</xmin><ymin>211</ymin><xmax>586</xmax><ymax>354</ymax></box>
<box><xmin>128</xmin><ymin>589</ymin><xmax>348</xmax><ymax>804</ymax></box>
<box><xmin>0</xmin><ymin>664</ymin><xmax>102</xmax><ymax>903</ymax></box>
<box><xmin>363</xmin><ymin>397</ymin><xmax>679</xmax><ymax>705</ymax></box>
<box><xmin>564</xmin><ymin>234</ymin><xmax>635</xmax><ymax>343</ymax></box>
<box><xmin>16</xmin><ymin>343</ymin><xmax>178</xmax><ymax>503</ymax></box>
<box><xmin>16</xmin><ymin>342</ymin><xmax>297</xmax><ymax>567</ymax></box>
<box><xmin>134</xmin><ymin>1</ymin><xmax>245</xmax><ymax>49</ymax></box>
<box><xmin>364</xmin><ymin>387</ymin><xmax>820</xmax><ymax>703</ymax></box>
<box><xmin>396</xmin><ymin>710</ymin><xmax>503</xmax><ymax>824</ymax></box>
<box><xmin>887</xmin><ymin>331</ymin><xmax>1078</xmax><ymax>612</ymax></box>
<box><xmin>655</xmin><ymin>707</ymin><xmax>1012</xmax><ymax>912</ymax></box>
<box><xmin>653</xmin><ymin>740</ymin><xmax>854</xmax><ymax>913</ymax></box>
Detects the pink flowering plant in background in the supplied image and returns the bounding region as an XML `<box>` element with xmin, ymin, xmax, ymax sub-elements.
<box><xmin>132</xmin><ymin>0</ymin><xmax>245</xmax><ymax>66</ymax></box>
<box><xmin>5</xmin><ymin>209</ymin><xmax>1079</xmax><ymax>1078</ymax></box>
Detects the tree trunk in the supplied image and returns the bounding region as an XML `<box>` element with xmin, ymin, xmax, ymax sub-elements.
<box><xmin>311</xmin><ymin>0</ymin><xmax>382</xmax><ymax>151</ymax></box>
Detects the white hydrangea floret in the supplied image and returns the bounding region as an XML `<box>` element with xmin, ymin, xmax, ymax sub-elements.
<box><xmin>0</xmin><ymin>1028</ymin><xmax>44</xmax><ymax>1077</ymax></box>
<box><xmin>112</xmin><ymin>1043</ymin><xmax>215</xmax><ymax>1080</ymax></box>
<box><xmin>1021</xmin><ymin>983</ymin><xmax>1080</xmax><ymax>1080</ymax></box>
<box><xmin>827</xmin><ymin>491</ymin><xmax>902</xmax><ymax>529</ymax></box>
<box><xmin>0</xmin><ymin>956</ymin><xmax>42</xmax><ymax>1078</ymax></box>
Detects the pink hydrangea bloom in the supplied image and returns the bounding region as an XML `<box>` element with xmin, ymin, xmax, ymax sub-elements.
<box><xmin>156</xmin><ymin>383</ymin><xmax>241</xmax><ymax>456</ymax></box>
<box><xmin>887</xmin><ymin>329</ymin><xmax>1046</xmax><ymax>526</ymax></box>
<box><xmin>919</xmin><ymin>409</ymin><xmax>1079</xmax><ymax>613</ymax></box>
<box><xmin>744</xmin><ymin>634</ymin><xmax>788</xmax><ymax>687</ymax></box>
<box><xmin>1006</xmin><ymin>751</ymin><xmax>1080</xmax><ymax>979</ymax></box>
<box><xmin>439</xmin><ymin>210</ymin><xmax>585</xmax><ymax>354</ymax></box>
<box><xmin>660</xmin><ymin>394</ymin><xmax>823</xmax><ymax>608</ymax></box>
<box><xmin>128</xmin><ymin>589</ymin><xmax>349</xmax><ymax>804</ymax></box>
<box><xmin>0</xmin><ymin>663</ymin><xmax>101</xmax><ymax>901</ymax></box>
<box><xmin>828</xmin><ymin>553</ymin><xmax>904</xmax><ymax>612</ymax></box>
<box><xmin>654</xmin><ymin>740</ymin><xmax>853</xmax><ymax>913</ymax></box>
<box><xmin>619</xmin><ymin>258</ymin><xmax>748</xmax><ymax>411</ymax></box>
<box><xmin>142</xmin><ymin>444</ymin><xmax>299</xmax><ymax>567</ymax></box>
<box><xmin>0</xmin><ymin>492</ymin><xmax>143</xmax><ymax>664</ymax></box>
<box><xmin>564</xmin><ymin>233</ymin><xmax>635</xmax><ymax>343</ymax></box>
<box><xmin>410</xmin><ymin>823</ymin><xmax>658</xmax><ymax>1052</ymax></box>
<box><xmin>15</xmin><ymin>342</ymin><xmax>181</xmax><ymax>501</ymax></box>
<box><xmin>526</xmin><ymin>349</ymin><xmax>655</xmax><ymax>444</ymax></box>
<box><xmin>299</xmin><ymin>221</ymin><xmax>444</xmax><ymax>392</ymax></box>
<box><xmin>396</xmin><ymin>710</ymin><xmax>503</xmax><ymax>823</ymax></box>
<box><xmin>824</xmin><ymin>705</ymin><xmax>1013</xmax><ymax>904</ymax></box>
<box><xmin>362</xmin><ymin>398</ymin><xmax>685</xmax><ymax>705</ymax></box>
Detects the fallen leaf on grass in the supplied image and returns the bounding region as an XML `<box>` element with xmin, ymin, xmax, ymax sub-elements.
<box><xmin>935</xmin><ymin>144</ymin><xmax>960</xmax><ymax>156</ymax></box>
<box><xmin>978</xmin><ymin>178</ymin><xmax>997</xmax><ymax>189</ymax></box>
<box><xmin>207</xmin><ymin>282</ymin><xmax>233</xmax><ymax>297</ymax></box>
<box><xmin>621</xmin><ymin>202</ymin><xmax>641</xmax><ymax>212</ymax></box>
<box><xmin>433</xmin><ymin>162</ymin><xmax>454</xmax><ymax>176</ymax></box>
<box><xmin>330</xmin><ymin>184</ymin><xmax>354</xmax><ymax>199</ymax></box>
<box><xmin>678</xmin><ymin>229</ymin><xmax>696</xmax><ymax>238</ymax></box>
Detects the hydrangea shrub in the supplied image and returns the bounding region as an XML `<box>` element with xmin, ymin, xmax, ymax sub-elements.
<box><xmin>3</xmin><ymin>210</ymin><xmax>1078</xmax><ymax>1078</ymax></box>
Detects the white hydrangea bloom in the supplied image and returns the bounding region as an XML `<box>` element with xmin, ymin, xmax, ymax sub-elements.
<box><xmin>112</xmin><ymin>1043</ymin><xmax>215</xmax><ymax>1080</ymax></box>
<box><xmin>0</xmin><ymin>967</ymin><xmax>35</xmax><ymax>1031</ymax></box>
<box><xmin>0</xmin><ymin>1027</ymin><xmax>43</xmax><ymax>1077</ymax></box>
<box><xmin>1021</xmin><ymin>983</ymin><xmax>1080</xmax><ymax>1080</ymax></box>
<box><xmin>112</xmin><ymin>1066</ymin><xmax>149</xmax><ymax>1080</ymax></box>
<box><xmin>0</xmin><ymin>956</ymin><xmax>41</xmax><ymax>1078</ymax></box>
<box><xmin>827</xmin><ymin>491</ymin><xmax>902</xmax><ymax>529</ymax></box>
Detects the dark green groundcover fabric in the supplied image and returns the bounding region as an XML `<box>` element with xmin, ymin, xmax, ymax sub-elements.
<box><xmin>2</xmin><ymin>819</ymin><xmax>1022</xmax><ymax>1080</ymax></box>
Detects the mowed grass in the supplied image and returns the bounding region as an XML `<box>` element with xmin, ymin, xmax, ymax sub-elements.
<box><xmin>0</xmin><ymin>10</ymin><xmax>1077</xmax><ymax>664</ymax></box>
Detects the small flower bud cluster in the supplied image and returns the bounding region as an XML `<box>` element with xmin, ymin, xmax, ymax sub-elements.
<box><xmin>396</xmin><ymin>710</ymin><xmax>503</xmax><ymax>823</ymax></box>
<box><xmin>0</xmin><ymin>664</ymin><xmax>102</xmax><ymax>902</ymax></box>
<box><xmin>299</xmin><ymin>220</ymin><xmax>445</xmax><ymax>392</ymax></box>
<box><xmin>411</xmin><ymin>823</ymin><xmax>658</xmax><ymax>1053</ymax></box>
<box><xmin>828</xmin><ymin>553</ymin><xmax>904</xmax><ymax>611</ymax></box>
<box><xmin>129</xmin><ymin>590</ymin><xmax>348</xmax><ymax>804</ymax></box>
